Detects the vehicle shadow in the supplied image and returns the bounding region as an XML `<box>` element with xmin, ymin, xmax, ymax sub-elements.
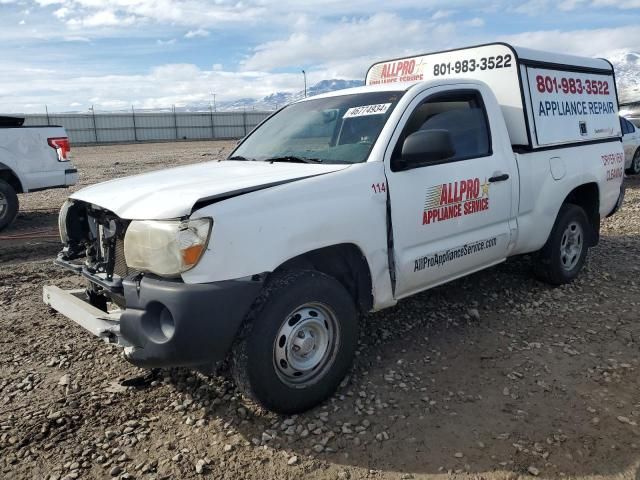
<box><xmin>161</xmin><ymin>230</ymin><xmax>640</xmax><ymax>479</ymax></box>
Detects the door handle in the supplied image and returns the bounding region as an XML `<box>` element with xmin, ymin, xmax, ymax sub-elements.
<box><xmin>488</xmin><ymin>173</ymin><xmax>509</xmax><ymax>182</ymax></box>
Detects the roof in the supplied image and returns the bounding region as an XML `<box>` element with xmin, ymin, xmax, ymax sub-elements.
<box><xmin>512</xmin><ymin>44</ymin><xmax>613</xmax><ymax>71</ymax></box>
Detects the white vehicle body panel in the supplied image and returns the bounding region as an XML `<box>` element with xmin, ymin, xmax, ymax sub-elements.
<box><xmin>185</xmin><ymin>162</ymin><xmax>396</xmax><ymax>309</ymax></box>
<box><xmin>61</xmin><ymin>43</ymin><xmax>625</xmax><ymax>313</ymax></box>
<box><xmin>0</xmin><ymin>126</ymin><xmax>77</xmax><ymax>192</ymax></box>
<box><xmin>70</xmin><ymin>161</ymin><xmax>350</xmax><ymax>219</ymax></box>
<box><xmin>381</xmin><ymin>82</ymin><xmax>516</xmax><ymax>298</ymax></box>
<box><xmin>621</xmin><ymin>118</ymin><xmax>640</xmax><ymax>169</ymax></box>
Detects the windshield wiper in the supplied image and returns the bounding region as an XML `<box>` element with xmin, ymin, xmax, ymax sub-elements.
<box><xmin>228</xmin><ymin>155</ymin><xmax>255</xmax><ymax>161</ymax></box>
<box><xmin>264</xmin><ymin>155</ymin><xmax>323</xmax><ymax>164</ymax></box>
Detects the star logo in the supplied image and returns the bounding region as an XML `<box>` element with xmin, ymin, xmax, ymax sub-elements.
<box><xmin>481</xmin><ymin>179</ymin><xmax>490</xmax><ymax>197</ymax></box>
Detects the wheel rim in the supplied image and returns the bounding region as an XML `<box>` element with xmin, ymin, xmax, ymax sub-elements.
<box><xmin>560</xmin><ymin>221</ymin><xmax>583</xmax><ymax>271</ymax></box>
<box><xmin>0</xmin><ymin>192</ymin><xmax>7</xmax><ymax>218</ymax></box>
<box><xmin>273</xmin><ymin>302</ymin><xmax>340</xmax><ymax>387</ymax></box>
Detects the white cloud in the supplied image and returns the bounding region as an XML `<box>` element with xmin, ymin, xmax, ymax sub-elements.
<box><xmin>503</xmin><ymin>25</ymin><xmax>640</xmax><ymax>57</ymax></box>
<box><xmin>53</xmin><ymin>7</ymin><xmax>70</xmax><ymax>18</ymax></box>
<box><xmin>0</xmin><ymin>1</ymin><xmax>639</xmax><ymax>111</ymax></box>
<box><xmin>244</xmin><ymin>13</ymin><xmax>451</xmax><ymax>72</ymax></box>
<box><xmin>67</xmin><ymin>10</ymin><xmax>137</xmax><ymax>28</ymax></box>
<box><xmin>184</xmin><ymin>28</ymin><xmax>209</xmax><ymax>38</ymax></box>
<box><xmin>0</xmin><ymin>61</ymin><xmax>312</xmax><ymax>113</ymax></box>
<box><xmin>432</xmin><ymin>9</ymin><xmax>455</xmax><ymax>19</ymax></box>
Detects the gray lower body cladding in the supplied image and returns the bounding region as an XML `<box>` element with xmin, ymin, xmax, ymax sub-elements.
<box><xmin>120</xmin><ymin>275</ymin><xmax>263</xmax><ymax>368</ymax></box>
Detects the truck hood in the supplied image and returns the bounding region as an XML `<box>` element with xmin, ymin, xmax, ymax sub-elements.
<box><xmin>71</xmin><ymin>160</ymin><xmax>350</xmax><ymax>219</ymax></box>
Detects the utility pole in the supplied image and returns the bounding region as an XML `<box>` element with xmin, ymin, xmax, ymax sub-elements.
<box><xmin>90</xmin><ymin>104</ymin><xmax>98</xmax><ymax>144</ymax></box>
<box><xmin>210</xmin><ymin>91</ymin><xmax>217</xmax><ymax>112</ymax></box>
<box><xmin>131</xmin><ymin>105</ymin><xmax>138</xmax><ymax>142</ymax></box>
<box><xmin>302</xmin><ymin>70</ymin><xmax>307</xmax><ymax>98</ymax></box>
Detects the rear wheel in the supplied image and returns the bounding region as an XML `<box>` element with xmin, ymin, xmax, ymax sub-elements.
<box><xmin>231</xmin><ymin>269</ymin><xmax>358</xmax><ymax>414</ymax></box>
<box><xmin>533</xmin><ymin>203</ymin><xmax>590</xmax><ymax>285</ymax></box>
<box><xmin>0</xmin><ymin>180</ymin><xmax>19</xmax><ymax>231</ymax></box>
<box><xmin>627</xmin><ymin>149</ymin><xmax>640</xmax><ymax>175</ymax></box>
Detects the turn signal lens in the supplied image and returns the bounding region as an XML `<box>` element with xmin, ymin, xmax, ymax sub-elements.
<box><xmin>181</xmin><ymin>244</ymin><xmax>206</xmax><ymax>267</ymax></box>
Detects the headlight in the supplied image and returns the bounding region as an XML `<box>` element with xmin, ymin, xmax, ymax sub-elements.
<box><xmin>124</xmin><ymin>218</ymin><xmax>212</xmax><ymax>277</ymax></box>
<box><xmin>58</xmin><ymin>200</ymin><xmax>72</xmax><ymax>244</ymax></box>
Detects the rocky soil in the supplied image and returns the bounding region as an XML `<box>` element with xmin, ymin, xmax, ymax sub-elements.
<box><xmin>0</xmin><ymin>141</ymin><xmax>638</xmax><ymax>480</ymax></box>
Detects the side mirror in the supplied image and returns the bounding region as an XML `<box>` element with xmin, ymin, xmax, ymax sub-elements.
<box><xmin>400</xmin><ymin>129</ymin><xmax>455</xmax><ymax>167</ymax></box>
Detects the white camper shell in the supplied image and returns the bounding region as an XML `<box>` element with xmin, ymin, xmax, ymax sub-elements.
<box><xmin>366</xmin><ymin>43</ymin><xmax>621</xmax><ymax>148</ymax></box>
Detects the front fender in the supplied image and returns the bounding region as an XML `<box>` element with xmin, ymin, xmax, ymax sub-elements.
<box><xmin>183</xmin><ymin>162</ymin><xmax>395</xmax><ymax>310</ymax></box>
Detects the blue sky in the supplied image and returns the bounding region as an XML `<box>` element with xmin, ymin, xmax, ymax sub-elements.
<box><xmin>0</xmin><ymin>0</ymin><xmax>639</xmax><ymax>113</ymax></box>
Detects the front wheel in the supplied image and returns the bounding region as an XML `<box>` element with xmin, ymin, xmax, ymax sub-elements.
<box><xmin>626</xmin><ymin>149</ymin><xmax>640</xmax><ymax>175</ymax></box>
<box><xmin>231</xmin><ymin>270</ymin><xmax>358</xmax><ymax>414</ymax></box>
<box><xmin>533</xmin><ymin>203</ymin><xmax>590</xmax><ymax>285</ymax></box>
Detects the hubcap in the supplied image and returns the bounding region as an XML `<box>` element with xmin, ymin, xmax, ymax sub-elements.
<box><xmin>560</xmin><ymin>221</ymin><xmax>583</xmax><ymax>271</ymax></box>
<box><xmin>0</xmin><ymin>192</ymin><xmax>7</xmax><ymax>218</ymax></box>
<box><xmin>273</xmin><ymin>302</ymin><xmax>339</xmax><ymax>387</ymax></box>
<box><xmin>634</xmin><ymin>151</ymin><xmax>640</xmax><ymax>174</ymax></box>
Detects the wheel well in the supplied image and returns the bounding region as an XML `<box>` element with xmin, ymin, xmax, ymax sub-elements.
<box><xmin>0</xmin><ymin>168</ymin><xmax>23</xmax><ymax>194</ymax></box>
<box><xmin>276</xmin><ymin>244</ymin><xmax>373</xmax><ymax>313</ymax></box>
<box><xmin>563</xmin><ymin>183</ymin><xmax>599</xmax><ymax>246</ymax></box>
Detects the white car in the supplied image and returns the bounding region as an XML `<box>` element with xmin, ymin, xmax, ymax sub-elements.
<box><xmin>45</xmin><ymin>43</ymin><xmax>625</xmax><ymax>413</ymax></box>
<box><xmin>0</xmin><ymin>116</ymin><xmax>78</xmax><ymax>230</ymax></box>
<box><xmin>620</xmin><ymin>116</ymin><xmax>640</xmax><ymax>175</ymax></box>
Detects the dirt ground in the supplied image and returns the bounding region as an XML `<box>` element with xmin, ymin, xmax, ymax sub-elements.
<box><xmin>0</xmin><ymin>141</ymin><xmax>638</xmax><ymax>480</ymax></box>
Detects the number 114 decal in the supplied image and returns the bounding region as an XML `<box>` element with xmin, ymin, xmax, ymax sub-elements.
<box><xmin>371</xmin><ymin>182</ymin><xmax>387</xmax><ymax>194</ymax></box>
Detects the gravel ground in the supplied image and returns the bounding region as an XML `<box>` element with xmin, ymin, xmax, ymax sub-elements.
<box><xmin>0</xmin><ymin>141</ymin><xmax>638</xmax><ymax>480</ymax></box>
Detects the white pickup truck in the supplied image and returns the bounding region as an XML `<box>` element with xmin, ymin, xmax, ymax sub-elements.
<box><xmin>0</xmin><ymin>116</ymin><xmax>77</xmax><ymax>230</ymax></box>
<box><xmin>45</xmin><ymin>43</ymin><xmax>625</xmax><ymax>413</ymax></box>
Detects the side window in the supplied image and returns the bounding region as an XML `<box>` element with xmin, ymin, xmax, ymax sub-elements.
<box><xmin>626</xmin><ymin>119</ymin><xmax>636</xmax><ymax>133</ymax></box>
<box><xmin>392</xmin><ymin>91</ymin><xmax>491</xmax><ymax>170</ymax></box>
<box><xmin>620</xmin><ymin>117</ymin><xmax>628</xmax><ymax>135</ymax></box>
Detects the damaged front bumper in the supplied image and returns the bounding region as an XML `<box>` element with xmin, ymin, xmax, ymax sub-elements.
<box><xmin>43</xmin><ymin>285</ymin><xmax>131</xmax><ymax>347</ymax></box>
<box><xmin>44</xmin><ymin>274</ymin><xmax>263</xmax><ymax>369</ymax></box>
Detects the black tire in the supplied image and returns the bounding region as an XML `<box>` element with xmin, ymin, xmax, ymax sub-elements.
<box><xmin>231</xmin><ymin>269</ymin><xmax>358</xmax><ymax>414</ymax></box>
<box><xmin>0</xmin><ymin>179</ymin><xmax>19</xmax><ymax>232</ymax></box>
<box><xmin>533</xmin><ymin>203</ymin><xmax>590</xmax><ymax>285</ymax></box>
<box><xmin>626</xmin><ymin>149</ymin><xmax>640</xmax><ymax>175</ymax></box>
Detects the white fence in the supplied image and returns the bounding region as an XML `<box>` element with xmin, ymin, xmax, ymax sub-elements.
<box><xmin>21</xmin><ymin>111</ymin><xmax>272</xmax><ymax>145</ymax></box>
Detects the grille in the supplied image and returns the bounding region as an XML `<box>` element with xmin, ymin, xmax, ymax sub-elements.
<box><xmin>114</xmin><ymin>237</ymin><xmax>128</xmax><ymax>278</ymax></box>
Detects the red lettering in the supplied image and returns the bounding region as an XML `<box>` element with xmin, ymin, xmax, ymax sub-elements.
<box><xmin>459</xmin><ymin>180</ymin><xmax>467</xmax><ymax>199</ymax></box>
<box><xmin>439</xmin><ymin>185</ymin><xmax>448</xmax><ymax>206</ymax></box>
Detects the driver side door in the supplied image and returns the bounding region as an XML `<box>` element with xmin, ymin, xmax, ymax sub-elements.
<box><xmin>385</xmin><ymin>86</ymin><xmax>515</xmax><ymax>299</ymax></box>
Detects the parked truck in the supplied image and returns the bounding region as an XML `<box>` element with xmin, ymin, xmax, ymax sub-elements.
<box><xmin>0</xmin><ymin>116</ymin><xmax>77</xmax><ymax>230</ymax></box>
<box><xmin>45</xmin><ymin>43</ymin><xmax>625</xmax><ymax>413</ymax></box>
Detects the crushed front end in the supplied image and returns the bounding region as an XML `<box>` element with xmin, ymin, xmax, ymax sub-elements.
<box><xmin>45</xmin><ymin>200</ymin><xmax>263</xmax><ymax>369</ymax></box>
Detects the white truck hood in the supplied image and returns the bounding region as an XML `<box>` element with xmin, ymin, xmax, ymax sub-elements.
<box><xmin>71</xmin><ymin>160</ymin><xmax>349</xmax><ymax>219</ymax></box>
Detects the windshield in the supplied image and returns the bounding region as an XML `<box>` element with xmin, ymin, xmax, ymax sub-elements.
<box><xmin>230</xmin><ymin>91</ymin><xmax>404</xmax><ymax>164</ymax></box>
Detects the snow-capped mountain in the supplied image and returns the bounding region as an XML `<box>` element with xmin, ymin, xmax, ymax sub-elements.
<box><xmin>609</xmin><ymin>51</ymin><xmax>640</xmax><ymax>105</ymax></box>
<box><xmin>207</xmin><ymin>79</ymin><xmax>364</xmax><ymax>112</ymax></box>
